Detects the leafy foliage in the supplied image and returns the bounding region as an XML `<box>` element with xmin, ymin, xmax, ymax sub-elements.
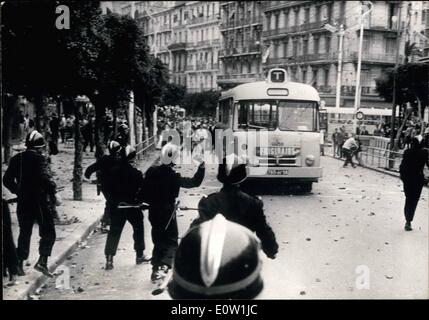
<box><xmin>375</xmin><ymin>63</ymin><xmax>428</xmax><ymax>111</ymax></box>
<box><xmin>181</xmin><ymin>90</ymin><xmax>221</xmax><ymax>116</ymax></box>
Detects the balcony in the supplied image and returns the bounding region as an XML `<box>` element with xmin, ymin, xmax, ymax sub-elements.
<box><xmin>261</xmin><ymin>1</ymin><xmax>312</xmax><ymax>12</ymax></box>
<box><xmin>168</xmin><ymin>42</ymin><xmax>187</xmax><ymax>51</ymax></box>
<box><xmin>340</xmin><ymin>86</ymin><xmax>378</xmax><ymax>96</ymax></box>
<box><xmin>265</xmin><ymin>52</ymin><xmax>334</xmax><ymax>65</ymax></box>
<box><xmin>219</xmin><ymin>44</ymin><xmax>261</xmax><ymax>58</ymax></box>
<box><xmin>186</xmin><ymin>65</ymin><xmax>195</xmax><ymax>71</ymax></box>
<box><xmin>188</xmin><ymin>39</ymin><xmax>221</xmax><ymax>49</ymax></box>
<box><xmin>263</xmin><ymin>19</ymin><xmax>329</xmax><ymax>38</ymax></box>
<box><xmin>220</xmin><ymin>16</ymin><xmax>263</xmax><ymax>30</ymax></box>
<box><xmin>159</xmin><ymin>24</ymin><xmax>171</xmax><ymax>32</ymax></box>
<box><xmin>217</xmin><ymin>73</ymin><xmax>265</xmax><ymax>84</ymax></box>
<box><xmin>315</xmin><ymin>85</ymin><xmax>336</xmax><ymax>94</ymax></box>
<box><xmin>188</xmin><ymin>15</ymin><xmax>220</xmax><ymax>26</ymax></box>
<box><xmin>349</xmin><ymin>51</ymin><xmax>402</xmax><ymax>64</ymax></box>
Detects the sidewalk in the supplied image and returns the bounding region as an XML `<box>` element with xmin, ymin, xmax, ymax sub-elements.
<box><xmin>2</xmin><ymin>144</ymin><xmax>159</xmax><ymax>300</ymax></box>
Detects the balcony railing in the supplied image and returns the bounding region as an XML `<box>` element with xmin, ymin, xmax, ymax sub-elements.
<box><xmin>261</xmin><ymin>1</ymin><xmax>310</xmax><ymax>11</ymax></box>
<box><xmin>219</xmin><ymin>44</ymin><xmax>261</xmax><ymax>57</ymax></box>
<box><xmin>188</xmin><ymin>39</ymin><xmax>221</xmax><ymax>48</ymax></box>
<box><xmin>220</xmin><ymin>16</ymin><xmax>263</xmax><ymax>30</ymax></box>
<box><xmin>217</xmin><ymin>73</ymin><xmax>265</xmax><ymax>82</ymax></box>
<box><xmin>266</xmin><ymin>52</ymin><xmax>334</xmax><ymax>65</ymax></box>
<box><xmin>168</xmin><ymin>42</ymin><xmax>187</xmax><ymax>50</ymax></box>
<box><xmin>188</xmin><ymin>15</ymin><xmax>220</xmax><ymax>25</ymax></box>
<box><xmin>263</xmin><ymin>19</ymin><xmax>329</xmax><ymax>37</ymax></box>
<box><xmin>340</xmin><ymin>85</ymin><xmax>378</xmax><ymax>96</ymax></box>
<box><xmin>349</xmin><ymin>51</ymin><xmax>402</xmax><ymax>64</ymax></box>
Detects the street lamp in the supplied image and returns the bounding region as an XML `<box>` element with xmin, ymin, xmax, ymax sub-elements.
<box><xmin>353</xmin><ymin>1</ymin><xmax>373</xmax><ymax>133</ymax></box>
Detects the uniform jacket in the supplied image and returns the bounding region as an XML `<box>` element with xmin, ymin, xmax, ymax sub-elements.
<box><xmin>3</xmin><ymin>150</ymin><xmax>57</xmax><ymax>202</ymax></box>
<box><xmin>143</xmin><ymin>164</ymin><xmax>205</xmax><ymax>225</ymax></box>
<box><xmin>103</xmin><ymin>161</ymin><xmax>145</xmax><ymax>208</ymax></box>
<box><xmin>84</xmin><ymin>154</ymin><xmax>119</xmax><ymax>187</ymax></box>
<box><xmin>400</xmin><ymin>148</ymin><xmax>429</xmax><ymax>183</ymax></box>
<box><xmin>198</xmin><ymin>185</ymin><xmax>279</xmax><ymax>258</ymax></box>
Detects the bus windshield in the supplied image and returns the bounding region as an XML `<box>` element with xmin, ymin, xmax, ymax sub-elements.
<box><xmin>237</xmin><ymin>100</ymin><xmax>318</xmax><ymax>131</ymax></box>
<box><xmin>278</xmin><ymin>101</ymin><xmax>317</xmax><ymax>132</ymax></box>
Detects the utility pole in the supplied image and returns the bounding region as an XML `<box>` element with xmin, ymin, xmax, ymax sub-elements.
<box><xmin>335</xmin><ymin>24</ymin><xmax>345</xmax><ymax>110</ymax></box>
<box><xmin>388</xmin><ymin>1</ymin><xmax>403</xmax><ymax>164</ymax></box>
<box><xmin>353</xmin><ymin>1</ymin><xmax>373</xmax><ymax>134</ymax></box>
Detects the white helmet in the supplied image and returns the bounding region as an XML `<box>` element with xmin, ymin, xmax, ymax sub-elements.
<box><xmin>161</xmin><ymin>143</ymin><xmax>180</xmax><ymax>165</ymax></box>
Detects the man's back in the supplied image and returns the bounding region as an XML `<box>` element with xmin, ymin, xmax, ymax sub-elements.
<box><xmin>104</xmin><ymin>162</ymin><xmax>144</xmax><ymax>205</ymax></box>
<box><xmin>3</xmin><ymin>150</ymin><xmax>56</xmax><ymax>201</ymax></box>
<box><xmin>400</xmin><ymin>148</ymin><xmax>429</xmax><ymax>181</ymax></box>
<box><xmin>143</xmin><ymin>165</ymin><xmax>179</xmax><ymax>207</ymax></box>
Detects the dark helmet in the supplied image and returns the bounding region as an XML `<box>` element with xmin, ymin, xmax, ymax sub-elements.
<box><xmin>25</xmin><ymin>130</ymin><xmax>45</xmax><ymax>149</ymax></box>
<box><xmin>168</xmin><ymin>214</ymin><xmax>263</xmax><ymax>299</ymax></box>
<box><xmin>122</xmin><ymin>145</ymin><xmax>136</xmax><ymax>162</ymax></box>
<box><xmin>411</xmin><ymin>135</ymin><xmax>423</xmax><ymax>149</ymax></box>
<box><xmin>217</xmin><ymin>156</ymin><xmax>248</xmax><ymax>185</ymax></box>
<box><xmin>108</xmin><ymin>140</ymin><xmax>121</xmax><ymax>155</ymax></box>
<box><xmin>118</xmin><ymin>123</ymin><xmax>129</xmax><ymax>134</ymax></box>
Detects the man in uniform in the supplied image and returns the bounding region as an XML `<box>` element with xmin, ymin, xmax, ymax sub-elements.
<box><xmin>143</xmin><ymin>143</ymin><xmax>205</xmax><ymax>283</ymax></box>
<box><xmin>196</xmin><ymin>158</ymin><xmax>279</xmax><ymax>260</ymax></box>
<box><xmin>84</xmin><ymin>140</ymin><xmax>122</xmax><ymax>233</ymax></box>
<box><xmin>116</xmin><ymin>123</ymin><xmax>130</xmax><ymax>147</ymax></box>
<box><xmin>399</xmin><ymin>135</ymin><xmax>429</xmax><ymax>231</ymax></box>
<box><xmin>3</xmin><ymin>131</ymin><xmax>61</xmax><ymax>277</ymax></box>
<box><xmin>103</xmin><ymin>145</ymin><xmax>151</xmax><ymax>270</ymax></box>
<box><xmin>168</xmin><ymin>214</ymin><xmax>264</xmax><ymax>299</ymax></box>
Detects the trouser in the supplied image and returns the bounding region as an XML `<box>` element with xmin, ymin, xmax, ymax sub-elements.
<box><xmin>403</xmin><ymin>180</ymin><xmax>424</xmax><ymax>223</ymax></box>
<box><xmin>104</xmin><ymin>209</ymin><xmax>145</xmax><ymax>256</ymax></box>
<box><xmin>16</xmin><ymin>200</ymin><xmax>56</xmax><ymax>260</ymax></box>
<box><xmin>333</xmin><ymin>143</ymin><xmax>338</xmax><ymax>156</ymax></box>
<box><xmin>149</xmin><ymin>208</ymin><xmax>178</xmax><ymax>269</ymax></box>
<box><xmin>100</xmin><ymin>190</ymin><xmax>112</xmax><ymax>226</ymax></box>
<box><xmin>83</xmin><ymin>137</ymin><xmax>94</xmax><ymax>152</ymax></box>
<box><xmin>2</xmin><ymin>200</ymin><xmax>19</xmax><ymax>276</ymax></box>
<box><xmin>342</xmin><ymin>148</ymin><xmax>355</xmax><ymax>167</ymax></box>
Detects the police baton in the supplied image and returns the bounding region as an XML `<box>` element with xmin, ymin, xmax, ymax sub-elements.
<box><xmin>165</xmin><ymin>201</ymin><xmax>180</xmax><ymax>231</ymax></box>
<box><xmin>117</xmin><ymin>202</ymin><xmax>150</xmax><ymax>210</ymax></box>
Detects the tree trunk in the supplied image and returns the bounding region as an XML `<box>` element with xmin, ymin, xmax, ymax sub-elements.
<box><xmin>416</xmin><ymin>97</ymin><xmax>424</xmax><ymax>135</ymax></box>
<box><xmin>73</xmin><ymin>98</ymin><xmax>83</xmax><ymax>200</ymax></box>
<box><xmin>94</xmin><ymin>102</ymin><xmax>106</xmax><ymax>159</ymax></box>
<box><xmin>393</xmin><ymin>110</ymin><xmax>412</xmax><ymax>150</ymax></box>
<box><xmin>35</xmin><ymin>95</ymin><xmax>48</xmax><ymax>137</ymax></box>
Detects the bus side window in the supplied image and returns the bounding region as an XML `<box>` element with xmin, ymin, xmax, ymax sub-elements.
<box><xmin>237</xmin><ymin>103</ymin><xmax>248</xmax><ymax>129</ymax></box>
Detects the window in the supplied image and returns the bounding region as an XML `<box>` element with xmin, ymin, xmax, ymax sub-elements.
<box><xmin>324</xmin><ymin>68</ymin><xmax>329</xmax><ymax>86</ymax></box>
<box><xmin>278</xmin><ymin>101</ymin><xmax>317</xmax><ymax>131</ymax></box>
<box><xmin>302</xmin><ymin>69</ymin><xmax>307</xmax><ymax>83</ymax></box>
<box><xmin>239</xmin><ymin>101</ymin><xmax>278</xmax><ymax>130</ymax></box>
<box><xmin>388</xmin><ymin>4</ymin><xmax>398</xmax><ymax>29</ymax></box>
<box><xmin>305</xmin><ymin>7</ymin><xmax>310</xmax><ymax>23</ymax></box>
<box><xmin>385</xmin><ymin>38</ymin><xmax>396</xmax><ymax>54</ymax></box>
<box><xmin>363</xmin><ymin>35</ymin><xmax>370</xmax><ymax>52</ymax></box>
<box><xmin>315</xmin><ymin>5</ymin><xmax>321</xmax><ymax>22</ymax></box>
<box><xmin>325</xmin><ymin>36</ymin><xmax>331</xmax><ymax>53</ymax></box>
<box><xmin>219</xmin><ymin>98</ymin><xmax>232</xmax><ymax>125</ymax></box>
<box><xmin>314</xmin><ymin>37</ymin><xmax>319</xmax><ymax>54</ymax></box>
<box><xmin>303</xmin><ymin>39</ymin><xmax>308</xmax><ymax>55</ymax></box>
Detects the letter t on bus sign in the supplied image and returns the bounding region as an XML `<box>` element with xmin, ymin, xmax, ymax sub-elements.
<box><xmin>269</xmin><ymin>69</ymin><xmax>288</xmax><ymax>83</ymax></box>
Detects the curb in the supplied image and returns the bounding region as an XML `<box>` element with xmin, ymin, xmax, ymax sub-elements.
<box><xmin>17</xmin><ymin>153</ymin><xmax>160</xmax><ymax>300</ymax></box>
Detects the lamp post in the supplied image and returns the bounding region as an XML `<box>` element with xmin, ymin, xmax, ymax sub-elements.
<box><xmin>353</xmin><ymin>1</ymin><xmax>373</xmax><ymax>134</ymax></box>
<box><xmin>388</xmin><ymin>2</ymin><xmax>403</xmax><ymax>168</ymax></box>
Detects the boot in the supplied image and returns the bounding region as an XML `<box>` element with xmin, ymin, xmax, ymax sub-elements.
<box><xmin>7</xmin><ymin>274</ymin><xmax>17</xmax><ymax>287</ymax></box>
<box><xmin>405</xmin><ymin>221</ymin><xmax>412</xmax><ymax>231</ymax></box>
<box><xmin>34</xmin><ymin>256</ymin><xmax>54</xmax><ymax>278</ymax></box>
<box><xmin>105</xmin><ymin>255</ymin><xmax>114</xmax><ymax>270</ymax></box>
<box><xmin>151</xmin><ymin>265</ymin><xmax>169</xmax><ymax>283</ymax></box>
<box><xmin>17</xmin><ymin>259</ymin><xmax>26</xmax><ymax>276</ymax></box>
<box><xmin>136</xmin><ymin>252</ymin><xmax>151</xmax><ymax>265</ymax></box>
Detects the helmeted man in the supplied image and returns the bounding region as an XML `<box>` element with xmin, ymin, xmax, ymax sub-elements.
<box><xmin>3</xmin><ymin>131</ymin><xmax>61</xmax><ymax>277</ymax></box>
<box><xmin>115</xmin><ymin>123</ymin><xmax>130</xmax><ymax>147</ymax></box>
<box><xmin>168</xmin><ymin>214</ymin><xmax>264</xmax><ymax>299</ymax></box>
<box><xmin>84</xmin><ymin>140</ymin><xmax>122</xmax><ymax>233</ymax></box>
<box><xmin>399</xmin><ymin>135</ymin><xmax>429</xmax><ymax>231</ymax></box>
<box><xmin>103</xmin><ymin>145</ymin><xmax>150</xmax><ymax>270</ymax></box>
<box><xmin>142</xmin><ymin>143</ymin><xmax>205</xmax><ymax>282</ymax></box>
<box><xmin>196</xmin><ymin>158</ymin><xmax>279</xmax><ymax>260</ymax></box>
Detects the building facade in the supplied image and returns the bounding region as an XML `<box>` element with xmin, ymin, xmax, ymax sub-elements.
<box><xmin>185</xmin><ymin>1</ymin><xmax>221</xmax><ymax>93</ymax></box>
<box><xmin>217</xmin><ymin>1</ymin><xmax>265</xmax><ymax>89</ymax></box>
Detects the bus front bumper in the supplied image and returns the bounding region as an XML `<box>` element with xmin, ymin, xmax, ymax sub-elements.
<box><xmin>247</xmin><ymin>166</ymin><xmax>322</xmax><ymax>181</ymax></box>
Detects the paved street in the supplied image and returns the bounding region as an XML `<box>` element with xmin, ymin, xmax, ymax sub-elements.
<box><xmin>36</xmin><ymin>156</ymin><xmax>428</xmax><ymax>300</ymax></box>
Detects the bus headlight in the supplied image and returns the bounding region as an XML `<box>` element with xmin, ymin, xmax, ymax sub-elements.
<box><xmin>305</xmin><ymin>155</ymin><xmax>315</xmax><ymax>166</ymax></box>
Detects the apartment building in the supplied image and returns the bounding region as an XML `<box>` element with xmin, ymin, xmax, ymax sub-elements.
<box><xmin>217</xmin><ymin>1</ymin><xmax>265</xmax><ymax>89</ymax></box>
<box><xmin>185</xmin><ymin>1</ymin><xmax>221</xmax><ymax>93</ymax></box>
<box><xmin>420</xmin><ymin>1</ymin><xmax>429</xmax><ymax>63</ymax></box>
<box><xmin>262</xmin><ymin>1</ymin><xmax>429</xmax><ymax>112</ymax></box>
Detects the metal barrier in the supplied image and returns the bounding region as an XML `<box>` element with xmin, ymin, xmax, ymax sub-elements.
<box><xmin>359</xmin><ymin>146</ymin><xmax>403</xmax><ymax>171</ymax></box>
<box><xmin>135</xmin><ymin>135</ymin><xmax>156</xmax><ymax>159</ymax></box>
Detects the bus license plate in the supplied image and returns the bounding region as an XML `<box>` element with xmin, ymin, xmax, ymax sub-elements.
<box><xmin>267</xmin><ymin>169</ymin><xmax>289</xmax><ymax>175</ymax></box>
